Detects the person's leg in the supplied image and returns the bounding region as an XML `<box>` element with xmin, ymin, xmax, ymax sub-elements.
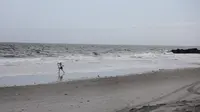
<box><xmin>58</xmin><ymin>69</ymin><xmax>61</xmax><ymax>76</ymax></box>
<box><xmin>61</xmin><ymin>69</ymin><xmax>65</xmax><ymax>74</ymax></box>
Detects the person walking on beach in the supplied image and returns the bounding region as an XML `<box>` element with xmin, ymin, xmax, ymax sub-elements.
<box><xmin>57</xmin><ymin>62</ymin><xmax>65</xmax><ymax>80</ymax></box>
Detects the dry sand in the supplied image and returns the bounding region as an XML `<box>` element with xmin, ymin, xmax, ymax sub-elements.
<box><xmin>1</xmin><ymin>68</ymin><xmax>200</xmax><ymax>112</ymax></box>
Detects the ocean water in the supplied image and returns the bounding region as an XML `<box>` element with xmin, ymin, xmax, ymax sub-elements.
<box><xmin>0</xmin><ymin>42</ymin><xmax>200</xmax><ymax>86</ymax></box>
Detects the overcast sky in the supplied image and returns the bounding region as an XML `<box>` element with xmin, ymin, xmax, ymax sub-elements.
<box><xmin>0</xmin><ymin>0</ymin><xmax>199</xmax><ymax>46</ymax></box>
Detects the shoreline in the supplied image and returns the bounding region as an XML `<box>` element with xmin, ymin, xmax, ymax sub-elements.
<box><xmin>1</xmin><ymin>67</ymin><xmax>200</xmax><ymax>112</ymax></box>
<box><xmin>0</xmin><ymin>66</ymin><xmax>199</xmax><ymax>88</ymax></box>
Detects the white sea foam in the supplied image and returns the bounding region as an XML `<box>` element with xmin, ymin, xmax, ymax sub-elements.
<box><xmin>0</xmin><ymin>52</ymin><xmax>199</xmax><ymax>77</ymax></box>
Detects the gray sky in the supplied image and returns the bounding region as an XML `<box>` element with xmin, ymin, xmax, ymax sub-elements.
<box><xmin>0</xmin><ymin>0</ymin><xmax>199</xmax><ymax>46</ymax></box>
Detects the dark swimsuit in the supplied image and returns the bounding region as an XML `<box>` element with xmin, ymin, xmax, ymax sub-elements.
<box><xmin>59</xmin><ymin>66</ymin><xmax>63</xmax><ymax>70</ymax></box>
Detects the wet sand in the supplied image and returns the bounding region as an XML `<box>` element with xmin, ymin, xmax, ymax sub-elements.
<box><xmin>0</xmin><ymin>68</ymin><xmax>200</xmax><ymax>112</ymax></box>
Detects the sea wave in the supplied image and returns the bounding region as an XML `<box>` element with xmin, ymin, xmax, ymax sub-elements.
<box><xmin>0</xmin><ymin>43</ymin><xmax>173</xmax><ymax>58</ymax></box>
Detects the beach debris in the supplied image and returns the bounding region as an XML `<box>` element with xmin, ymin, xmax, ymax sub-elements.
<box><xmin>87</xmin><ymin>100</ymin><xmax>90</xmax><ymax>102</ymax></box>
<box><xmin>115</xmin><ymin>81</ymin><xmax>119</xmax><ymax>84</ymax></box>
<box><xmin>117</xmin><ymin>55</ymin><xmax>121</xmax><ymax>57</ymax></box>
<box><xmin>129</xmin><ymin>104</ymin><xmax>166</xmax><ymax>112</ymax></box>
<box><xmin>64</xmin><ymin>93</ymin><xmax>68</xmax><ymax>95</ymax></box>
<box><xmin>15</xmin><ymin>93</ymin><xmax>20</xmax><ymax>96</ymax></box>
<box><xmin>17</xmin><ymin>108</ymin><xmax>25</xmax><ymax>112</ymax></box>
<box><xmin>37</xmin><ymin>104</ymin><xmax>40</xmax><ymax>108</ymax></box>
<box><xmin>136</xmin><ymin>97</ymin><xmax>140</xmax><ymax>99</ymax></box>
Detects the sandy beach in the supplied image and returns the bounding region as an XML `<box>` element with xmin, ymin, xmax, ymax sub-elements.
<box><xmin>1</xmin><ymin>0</ymin><xmax>200</xmax><ymax>111</ymax></box>
<box><xmin>0</xmin><ymin>68</ymin><xmax>200</xmax><ymax>112</ymax></box>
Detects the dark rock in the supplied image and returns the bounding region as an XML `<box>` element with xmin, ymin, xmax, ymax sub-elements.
<box><xmin>92</xmin><ymin>52</ymin><xmax>99</xmax><ymax>56</ymax></box>
<box><xmin>171</xmin><ymin>48</ymin><xmax>200</xmax><ymax>54</ymax></box>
